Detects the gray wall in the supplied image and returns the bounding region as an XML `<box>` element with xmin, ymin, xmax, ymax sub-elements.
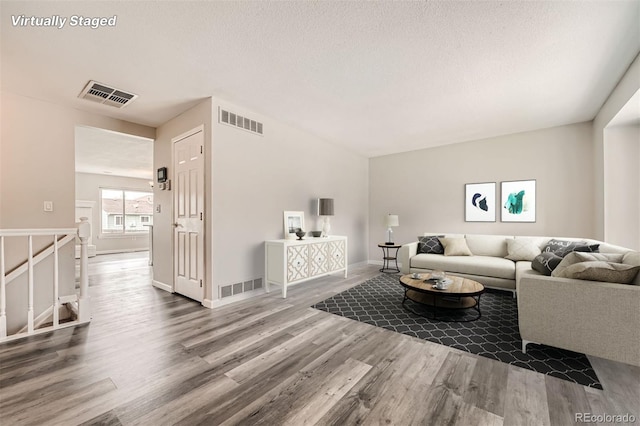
<box><xmin>593</xmin><ymin>52</ymin><xmax>640</xmax><ymax>240</ymax></box>
<box><xmin>211</xmin><ymin>98</ymin><xmax>369</xmax><ymax>298</ymax></box>
<box><xmin>75</xmin><ymin>172</ymin><xmax>152</xmax><ymax>254</ymax></box>
<box><xmin>151</xmin><ymin>97</ymin><xmax>369</xmax><ymax>303</ymax></box>
<box><xmin>604</xmin><ymin>124</ymin><xmax>640</xmax><ymax>250</ymax></box>
<box><xmin>369</xmin><ymin>122</ymin><xmax>594</xmax><ymax>259</ymax></box>
<box><xmin>0</xmin><ymin>92</ymin><xmax>155</xmax><ymax>230</ymax></box>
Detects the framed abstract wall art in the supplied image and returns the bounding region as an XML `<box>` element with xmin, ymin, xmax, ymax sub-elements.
<box><xmin>465</xmin><ymin>182</ymin><xmax>496</xmax><ymax>222</ymax></box>
<box><xmin>501</xmin><ymin>180</ymin><xmax>536</xmax><ymax>222</ymax></box>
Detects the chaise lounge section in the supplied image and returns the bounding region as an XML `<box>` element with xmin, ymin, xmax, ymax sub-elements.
<box><xmin>398</xmin><ymin>233</ymin><xmax>640</xmax><ymax>366</ymax></box>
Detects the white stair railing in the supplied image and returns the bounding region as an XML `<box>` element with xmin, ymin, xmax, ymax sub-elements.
<box><xmin>0</xmin><ymin>218</ymin><xmax>91</xmax><ymax>341</ymax></box>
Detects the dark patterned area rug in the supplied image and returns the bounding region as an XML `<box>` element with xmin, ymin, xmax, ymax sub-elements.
<box><xmin>312</xmin><ymin>273</ymin><xmax>601</xmax><ymax>389</ymax></box>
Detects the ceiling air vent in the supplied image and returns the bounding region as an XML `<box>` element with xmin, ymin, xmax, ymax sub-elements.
<box><xmin>78</xmin><ymin>81</ymin><xmax>138</xmax><ymax>108</ymax></box>
<box><xmin>219</xmin><ymin>107</ymin><xmax>263</xmax><ymax>136</ymax></box>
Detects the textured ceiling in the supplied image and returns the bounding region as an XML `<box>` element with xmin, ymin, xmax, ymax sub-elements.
<box><xmin>2</xmin><ymin>1</ymin><xmax>639</xmax><ymax>157</ymax></box>
<box><xmin>75</xmin><ymin>126</ymin><xmax>153</xmax><ymax>180</ymax></box>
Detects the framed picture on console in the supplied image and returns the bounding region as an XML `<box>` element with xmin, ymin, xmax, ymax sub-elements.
<box><xmin>465</xmin><ymin>182</ymin><xmax>496</xmax><ymax>222</ymax></box>
<box><xmin>283</xmin><ymin>211</ymin><xmax>305</xmax><ymax>239</ymax></box>
<box><xmin>501</xmin><ymin>179</ymin><xmax>536</xmax><ymax>222</ymax></box>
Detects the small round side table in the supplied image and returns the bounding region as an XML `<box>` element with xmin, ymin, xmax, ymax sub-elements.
<box><xmin>378</xmin><ymin>243</ymin><xmax>402</xmax><ymax>273</ymax></box>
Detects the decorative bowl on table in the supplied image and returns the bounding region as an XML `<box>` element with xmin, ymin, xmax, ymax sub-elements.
<box><xmin>295</xmin><ymin>230</ymin><xmax>306</xmax><ymax>240</ymax></box>
<box><xmin>431</xmin><ymin>270</ymin><xmax>446</xmax><ymax>281</ymax></box>
<box><xmin>310</xmin><ymin>231</ymin><xmax>322</xmax><ymax>237</ymax></box>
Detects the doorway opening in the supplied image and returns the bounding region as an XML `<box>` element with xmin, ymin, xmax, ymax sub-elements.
<box><xmin>74</xmin><ymin>125</ymin><xmax>155</xmax><ymax>265</ymax></box>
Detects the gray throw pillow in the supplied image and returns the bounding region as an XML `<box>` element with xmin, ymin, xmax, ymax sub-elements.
<box><xmin>417</xmin><ymin>235</ymin><xmax>444</xmax><ymax>254</ymax></box>
<box><xmin>532</xmin><ymin>252</ymin><xmax>564</xmax><ymax>275</ymax></box>
<box><xmin>542</xmin><ymin>239</ymin><xmax>598</xmax><ymax>257</ymax></box>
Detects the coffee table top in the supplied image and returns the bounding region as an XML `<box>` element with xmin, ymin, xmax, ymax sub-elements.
<box><xmin>399</xmin><ymin>273</ymin><xmax>484</xmax><ymax>297</ymax></box>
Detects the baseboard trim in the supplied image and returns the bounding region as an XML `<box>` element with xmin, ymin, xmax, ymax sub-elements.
<box><xmin>152</xmin><ymin>280</ymin><xmax>173</xmax><ymax>293</ymax></box>
<box><xmin>96</xmin><ymin>248</ymin><xmax>149</xmax><ymax>255</ymax></box>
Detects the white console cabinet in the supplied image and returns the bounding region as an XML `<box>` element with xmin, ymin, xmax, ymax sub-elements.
<box><xmin>265</xmin><ymin>236</ymin><xmax>348</xmax><ymax>298</ymax></box>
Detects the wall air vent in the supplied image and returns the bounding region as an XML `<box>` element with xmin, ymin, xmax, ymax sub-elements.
<box><xmin>78</xmin><ymin>80</ymin><xmax>138</xmax><ymax>108</ymax></box>
<box><xmin>219</xmin><ymin>107</ymin><xmax>263</xmax><ymax>136</ymax></box>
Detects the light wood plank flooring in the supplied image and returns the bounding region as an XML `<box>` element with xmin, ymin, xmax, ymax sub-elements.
<box><xmin>0</xmin><ymin>252</ymin><xmax>638</xmax><ymax>425</ymax></box>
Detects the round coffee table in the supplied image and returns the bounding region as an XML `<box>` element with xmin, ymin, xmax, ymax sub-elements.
<box><xmin>398</xmin><ymin>273</ymin><xmax>485</xmax><ymax>321</ymax></box>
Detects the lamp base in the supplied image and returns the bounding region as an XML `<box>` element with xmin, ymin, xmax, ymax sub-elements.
<box><xmin>385</xmin><ymin>242</ymin><xmax>395</xmax><ymax>245</ymax></box>
<box><xmin>322</xmin><ymin>217</ymin><xmax>331</xmax><ymax>237</ymax></box>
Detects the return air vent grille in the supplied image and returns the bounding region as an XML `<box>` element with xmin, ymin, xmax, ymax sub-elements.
<box><xmin>219</xmin><ymin>107</ymin><xmax>263</xmax><ymax>136</ymax></box>
<box><xmin>220</xmin><ymin>277</ymin><xmax>263</xmax><ymax>298</ymax></box>
<box><xmin>79</xmin><ymin>81</ymin><xmax>138</xmax><ymax>108</ymax></box>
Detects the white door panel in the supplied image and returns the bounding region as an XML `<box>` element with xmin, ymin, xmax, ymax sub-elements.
<box><xmin>174</xmin><ymin>129</ymin><xmax>204</xmax><ymax>302</ymax></box>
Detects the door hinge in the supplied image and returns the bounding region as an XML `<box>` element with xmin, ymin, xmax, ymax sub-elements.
<box><xmin>200</xmin><ymin>279</ymin><xmax>203</xmax><ymax>288</ymax></box>
<box><xmin>200</xmin><ymin>212</ymin><xmax>203</xmax><ymax>220</ymax></box>
<box><xmin>200</xmin><ymin>146</ymin><xmax>203</xmax><ymax>154</ymax></box>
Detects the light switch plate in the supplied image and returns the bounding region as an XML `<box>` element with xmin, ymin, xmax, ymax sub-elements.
<box><xmin>44</xmin><ymin>201</ymin><xmax>53</xmax><ymax>212</ymax></box>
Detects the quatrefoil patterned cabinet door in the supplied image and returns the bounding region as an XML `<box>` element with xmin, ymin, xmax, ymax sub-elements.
<box><xmin>309</xmin><ymin>243</ymin><xmax>329</xmax><ymax>276</ymax></box>
<box><xmin>287</xmin><ymin>244</ymin><xmax>309</xmax><ymax>282</ymax></box>
<box><xmin>328</xmin><ymin>240</ymin><xmax>346</xmax><ymax>271</ymax></box>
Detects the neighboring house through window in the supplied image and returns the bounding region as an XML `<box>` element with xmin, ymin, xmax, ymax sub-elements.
<box><xmin>101</xmin><ymin>189</ymin><xmax>153</xmax><ymax>235</ymax></box>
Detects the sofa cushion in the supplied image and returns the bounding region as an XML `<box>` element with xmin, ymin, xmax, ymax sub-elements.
<box><xmin>465</xmin><ymin>235</ymin><xmax>511</xmax><ymax>257</ymax></box>
<box><xmin>439</xmin><ymin>237</ymin><xmax>472</xmax><ymax>256</ymax></box>
<box><xmin>506</xmin><ymin>238</ymin><xmax>541</xmax><ymax>261</ymax></box>
<box><xmin>417</xmin><ymin>235</ymin><xmax>444</xmax><ymax>254</ymax></box>
<box><xmin>622</xmin><ymin>252</ymin><xmax>640</xmax><ymax>285</ymax></box>
<box><xmin>411</xmin><ymin>254</ymin><xmax>515</xmax><ymax>280</ymax></box>
<box><xmin>559</xmin><ymin>261</ymin><xmax>640</xmax><ymax>284</ymax></box>
<box><xmin>532</xmin><ymin>252</ymin><xmax>564</xmax><ymax>275</ymax></box>
<box><xmin>516</xmin><ymin>261</ymin><xmax>540</xmax><ymax>280</ymax></box>
<box><xmin>599</xmin><ymin>242</ymin><xmax>635</xmax><ymax>254</ymax></box>
<box><xmin>572</xmin><ymin>252</ymin><xmax>624</xmax><ymax>263</ymax></box>
<box><xmin>552</xmin><ymin>252</ymin><xmax>625</xmax><ymax>278</ymax></box>
<box><xmin>623</xmin><ymin>251</ymin><xmax>640</xmax><ymax>267</ymax></box>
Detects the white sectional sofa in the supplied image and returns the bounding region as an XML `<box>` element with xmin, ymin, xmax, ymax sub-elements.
<box><xmin>398</xmin><ymin>233</ymin><xmax>640</xmax><ymax>367</ymax></box>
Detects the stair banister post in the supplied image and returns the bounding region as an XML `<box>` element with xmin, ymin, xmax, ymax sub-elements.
<box><xmin>28</xmin><ymin>235</ymin><xmax>34</xmax><ymax>333</ymax></box>
<box><xmin>53</xmin><ymin>234</ymin><xmax>59</xmax><ymax>329</ymax></box>
<box><xmin>77</xmin><ymin>217</ymin><xmax>91</xmax><ymax>323</ymax></box>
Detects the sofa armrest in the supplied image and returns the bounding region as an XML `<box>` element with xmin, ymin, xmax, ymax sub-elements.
<box><xmin>518</xmin><ymin>274</ymin><xmax>640</xmax><ymax>366</ymax></box>
<box><xmin>399</xmin><ymin>242</ymin><xmax>418</xmax><ymax>274</ymax></box>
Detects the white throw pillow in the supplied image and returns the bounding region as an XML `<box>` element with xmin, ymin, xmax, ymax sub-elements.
<box><xmin>505</xmin><ymin>239</ymin><xmax>541</xmax><ymax>261</ymax></box>
<box><xmin>438</xmin><ymin>237</ymin><xmax>472</xmax><ymax>256</ymax></box>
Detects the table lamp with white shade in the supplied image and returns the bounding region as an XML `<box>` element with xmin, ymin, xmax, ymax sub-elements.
<box><xmin>384</xmin><ymin>214</ymin><xmax>399</xmax><ymax>245</ymax></box>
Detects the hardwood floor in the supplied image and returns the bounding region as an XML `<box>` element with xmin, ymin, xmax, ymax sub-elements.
<box><xmin>0</xmin><ymin>252</ymin><xmax>638</xmax><ymax>425</ymax></box>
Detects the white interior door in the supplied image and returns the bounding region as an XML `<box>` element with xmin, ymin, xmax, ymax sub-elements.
<box><xmin>173</xmin><ymin>129</ymin><xmax>205</xmax><ymax>302</ymax></box>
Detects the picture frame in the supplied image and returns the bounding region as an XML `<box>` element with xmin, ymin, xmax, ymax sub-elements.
<box><xmin>465</xmin><ymin>182</ymin><xmax>496</xmax><ymax>222</ymax></box>
<box><xmin>283</xmin><ymin>211</ymin><xmax>305</xmax><ymax>239</ymax></box>
<box><xmin>501</xmin><ymin>180</ymin><xmax>536</xmax><ymax>222</ymax></box>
